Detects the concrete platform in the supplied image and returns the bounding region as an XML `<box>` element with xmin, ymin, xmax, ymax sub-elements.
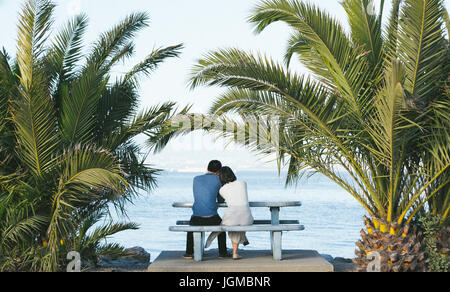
<box><xmin>147</xmin><ymin>250</ymin><xmax>333</xmax><ymax>272</ymax></box>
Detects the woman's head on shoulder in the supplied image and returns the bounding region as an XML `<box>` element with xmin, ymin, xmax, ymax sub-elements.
<box><xmin>219</xmin><ymin>166</ymin><xmax>237</xmax><ymax>186</ymax></box>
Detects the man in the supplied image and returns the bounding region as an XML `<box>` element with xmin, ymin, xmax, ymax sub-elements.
<box><xmin>184</xmin><ymin>160</ymin><xmax>230</xmax><ymax>258</ymax></box>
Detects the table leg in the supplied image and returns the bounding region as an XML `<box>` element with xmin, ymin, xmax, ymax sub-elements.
<box><xmin>270</xmin><ymin>207</ymin><xmax>280</xmax><ymax>253</ymax></box>
<box><xmin>270</xmin><ymin>207</ymin><xmax>280</xmax><ymax>224</ymax></box>
<box><xmin>272</xmin><ymin>231</ymin><xmax>282</xmax><ymax>260</ymax></box>
<box><xmin>193</xmin><ymin>232</ymin><xmax>205</xmax><ymax>262</ymax></box>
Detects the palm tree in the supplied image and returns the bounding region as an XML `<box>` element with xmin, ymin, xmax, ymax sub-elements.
<box><xmin>189</xmin><ymin>0</ymin><xmax>449</xmax><ymax>271</ymax></box>
<box><xmin>0</xmin><ymin>0</ymin><xmax>186</xmax><ymax>271</ymax></box>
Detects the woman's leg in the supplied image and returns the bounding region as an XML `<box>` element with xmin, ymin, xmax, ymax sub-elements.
<box><xmin>229</xmin><ymin>232</ymin><xmax>243</xmax><ymax>259</ymax></box>
<box><xmin>232</xmin><ymin>241</ymin><xmax>239</xmax><ymax>257</ymax></box>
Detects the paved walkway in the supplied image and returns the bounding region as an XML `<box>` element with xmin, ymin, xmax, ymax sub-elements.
<box><xmin>147</xmin><ymin>249</ymin><xmax>334</xmax><ymax>272</ymax></box>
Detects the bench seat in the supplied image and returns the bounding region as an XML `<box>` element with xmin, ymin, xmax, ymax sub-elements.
<box><xmin>169</xmin><ymin>224</ymin><xmax>304</xmax><ymax>261</ymax></box>
<box><xmin>175</xmin><ymin>219</ymin><xmax>300</xmax><ymax>225</ymax></box>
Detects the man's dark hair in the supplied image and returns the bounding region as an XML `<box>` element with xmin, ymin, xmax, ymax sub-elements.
<box><xmin>207</xmin><ymin>160</ymin><xmax>222</xmax><ymax>173</ymax></box>
<box><xmin>219</xmin><ymin>166</ymin><xmax>237</xmax><ymax>186</ymax></box>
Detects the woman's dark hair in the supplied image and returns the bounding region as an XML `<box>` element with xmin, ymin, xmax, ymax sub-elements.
<box><xmin>207</xmin><ymin>160</ymin><xmax>222</xmax><ymax>173</ymax></box>
<box><xmin>219</xmin><ymin>166</ymin><xmax>237</xmax><ymax>186</ymax></box>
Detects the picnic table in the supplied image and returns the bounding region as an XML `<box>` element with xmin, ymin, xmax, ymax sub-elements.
<box><xmin>170</xmin><ymin>201</ymin><xmax>304</xmax><ymax>261</ymax></box>
<box><xmin>172</xmin><ymin>201</ymin><xmax>301</xmax><ymax>224</ymax></box>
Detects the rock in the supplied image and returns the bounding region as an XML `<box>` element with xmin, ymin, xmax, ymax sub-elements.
<box><xmin>334</xmin><ymin>257</ymin><xmax>353</xmax><ymax>263</ymax></box>
<box><xmin>332</xmin><ymin>257</ymin><xmax>357</xmax><ymax>272</ymax></box>
<box><xmin>124</xmin><ymin>246</ymin><xmax>151</xmax><ymax>262</ymax></box>
<box><xmin>93</xmin><ymin>246</ymin><xmax>150</xmax><ymax>272</ymax></box>
<box><xmin>319</xmin><ymin>255</ymin><xmax>357</xmax><ymax>272</ymax></box>
<box><xmin>320</xmin><ymin>254</ymin><xmax>334</xmax><ymax>263</ymax></box>
<box><xmin>81</xmin><ymin>259</ymin><xmax>96</xmax><ymax>270</ymax></box>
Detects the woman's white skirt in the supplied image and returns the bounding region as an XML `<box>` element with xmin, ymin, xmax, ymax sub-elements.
<box><xmin>205</xmin><ymin>206</ymin><xmax>254</xmax><ymax>248</ymax></box>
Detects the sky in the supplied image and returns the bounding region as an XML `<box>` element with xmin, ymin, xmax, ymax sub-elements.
<box><xmin>1</xmin><ymin>0</ymin><xmax>449</xmax><ymax>172</ymax></box>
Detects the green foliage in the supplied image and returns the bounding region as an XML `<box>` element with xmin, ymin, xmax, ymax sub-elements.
<box><xmin>419</xmin><ymin>215</ymin><xmax>449</xmax><ymax>272</ymax></box>
<box><xmin>0</xmin><ymin>0</ymin><xmax>185</xmax><ymax>271</ymax></box>
<box><xmin>190</xmin><ymin>0</ymin><xmax>450</xmax><ymax>228</ymax></box>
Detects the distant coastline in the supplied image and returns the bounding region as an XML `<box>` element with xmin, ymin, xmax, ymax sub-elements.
<box><xmin>167</xmin><ymin>168</ymin><xmax>288</xmax><ymax>174</ymax></box>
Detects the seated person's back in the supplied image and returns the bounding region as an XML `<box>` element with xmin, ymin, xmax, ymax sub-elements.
<box><xmin>192</xmin><ymin>173</ymin><xmax>224</xmax><ymax>217</ymax></box>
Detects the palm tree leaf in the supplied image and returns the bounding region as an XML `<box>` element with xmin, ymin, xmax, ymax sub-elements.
<box><xmin>124</xmin><ymin>44</ymin><xmax>184</xmax><ymax>83</ymax></box>
<box><xmin>115</xmin><ymin>142</ymin><xmax>160</xmax><ymax>192</ymax></box>
<box><xmin>248</xmin><ymin>0</ymin><xmax>371</xmax><ymax>116</ymax></box>
<box><xmin>95</xmin><ymin>79</ymin><xmax>139</xmax><ymax>141</ymax></box>
<box><xmin>342</xmin><ymin>0</ymin><xmax>383</xmax><ymax>67</ymax></box>
<box><xmin>144</xmin><ymin>104</ymin><xmax>192</xmax><ymax>154</ymax></box>
<box><xmin>84</xmin><ymin>221</ymin><xmax>139</xmax><ymax>248</ymax></box>
<box><xmin>86</xmin><ymin>12</ymin><xmax>149</xmax><ymax>71</ymax></box>
<box><xmin>95</xmin><ymin>44</ymin><xmax>183</xmax><ymax>143</ymax></box>
<box><xmin>59</xmin><ymin>65</ymin><xmax>108</xmax><ymax>144</ymax></box>
<box><xmin>12</xmin><ymin>84</ymin><xmax>59</xmax><ymax>177</ymax></box>
<box><xmin>45</xmin><ymin>13</ymin><xmax>88</xmax><ymax>88</ymax></box>
<box><xmin>16</xmin><ymin>0</ymin><xmax>54</xmax><ymax>88</ymax></box>
<box><xmin>0</xmin><ymin>50</ymin><xmax>14</xmax><ymax>113</ymax></box>
<box><xmin>397</xmin><ymin>0</ymin><xmax>446</xmax><ymax>99</ymax></box>
<box><xmin>0</xmin><ymin>50</ymin><xmax>18</xmax><ymax>171</ymax></box>
<box><xmin>384</xmin><ymin>0</ymin><xmax>403</xmax><ymax>64</ymax></box>
<box><xmin>366</xmin><ymin>60</ymin><xmax>423</xmax><ymax>220</ymax></box>
<box><xmin>12</xmin><ymin>0</ymin><xmax>58</xmax><ymax>177</ymax></box>
<box><xmin>190</xmin><ymin>48</ymin><xmax>348</xmax><ymax>133</ymax></box>
<box><xmin>443</xmin><ymin>8</ymin><xmax>450</xmax><ymax>39</ymax></box>
<box><xmin>189</xmin><ymin>47</ymin><xmax>379</xmax><ymax>213</ymax></box>
<box><xmin>1</xmin><ymin>209</ymin><xmax>48</xmax><ymax>249</ymax></box>
<box><xmin>60</xmin><ymin>12</ymin><xmax>153</xmax><ymax>145</ymax></box>
<box><xmin>45</xmin><ymin>145</ymin><xmax>128</xmax><ymax>270</ymax></box>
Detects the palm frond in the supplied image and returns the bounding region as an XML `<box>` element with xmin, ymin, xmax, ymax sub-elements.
<box><xmin>143</xmin><ymin>103</ymin><xmax>192</xmax><ymax>153</ymax></box>
<box><xmin>443</xmin><ymin>8</ymin><xmax>450</xmax><ymax>39</ymax></box>
<box><xmin>45</xmin><ymin>13</ymin><xmax>88</xmax><ymax>88</ymax></box>
<box><xmin>2</xmin><ymin>1</ymin><xmax>182</xmax><ymax>272</ymax></box>
<box><xmin>0</xmin><ymin>50</ymin><xmax>18</xmax><ymax>172</ymax></box>
<box><xmin>16</xmin><ymin>0</ymin><xmax>55</xmax><ymax>89</ymax></box>
<box><xmin>190</xmin><ymin>48</ymin><xmax>347</xmax><ymax>134</ymax></box>
<box><xmin>11</xmin><ymin>82</ymin><xmax>59</xmax><ymax>177</ymax></box>
<box><xmin>397</xmin><ymin>0</ymin><xmax>446</xmax><ymax>99</ymax></box>
<box><xmin>86</xmin><ymin>12</ymin><xmax>149</xmax><ymax>71</ymax></box>
<box><xmin>59</xmin><ymin>65</ymin><xmax>108</xmax><ymax>144</ymax></box>
<box><xmin>116</xmin><ymin>142</ymin><xmax>160</xmax><ymax>192</ymax></box>
<box><xmin>248</xmin><ymin>0</ymin><xmax>372</xmax><ymax>116</ymax></box>
<box><xmin>366</xmin><ymin>60</ymin><xmax>422</xmax><ymax>221</ymax></box>
<box><xmin>95</xmin><ymin>79</ymin><xmax>139</xmax><ymax>142</ymax></box>
<box><xmin>342</xmin><ymin>0</ymin><xmax>383</xmax><ymax>67</ymax></box>
<box><xmin>0</xmin><ymin>49</ymin><xmax>14</xmax><ymax>111</ymax></box>
<box><xmin>384</xmin><ymin>0</ymin><xmax>403</xmax><ymax>64</ymax></box>
<box><xmin>44</xmin><ymin>145</ymin><xmax>128</xmax><ymax>271</ymax></box>
<box><xmin>85</xmin><ymin>222</ymin><xmax>139</xmax><ymax>248</ymax></box>
<box><xmin>189</xmin><ymin>46</ymin><xmax>379</xmax><ymax>213</ymax></box>
<box><xmin>124</xmin><ymin>44</ymin><xmax>184</xmax><ymax>83</ymax></box>
<box><xmin>74</xmin><ymin>208</ymin><xmax>138</xmax><ymax>251</ymax></box>
<box><xmin>0</xmin><ymin>206</ymin><xmax>48</xmax><ymax>250</ymax></box>
<box><xmin>100</xmin><ymin>102</ymin><xmax>175</xmax><ymax>150</ymax></box>
<box><xmin>12</xmin><ymin>0</ymin><xmax>59</xmax><ymax>177</ymax></box>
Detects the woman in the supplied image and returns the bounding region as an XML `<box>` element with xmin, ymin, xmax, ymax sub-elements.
<box><xmin>205</xmin><ymin>166</ymin><xmax>254</xmax><ymax>260</ymax></box>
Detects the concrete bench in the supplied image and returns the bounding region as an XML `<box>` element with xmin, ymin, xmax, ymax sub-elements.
<box><xmin>176</xmin><ymin>220</ymin><xmax>300</xmax><ymax>225</ymax></box>
<box><xmin>169</xmin><ymin>224</ymin><xmax>305</xmax><ymax>261</ymax></box>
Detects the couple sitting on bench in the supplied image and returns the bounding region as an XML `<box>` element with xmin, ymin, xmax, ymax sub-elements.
<box><xmin>184</xmin><ymin>160</ymin><xmax>254</xmax><ymax>260</ymax></box>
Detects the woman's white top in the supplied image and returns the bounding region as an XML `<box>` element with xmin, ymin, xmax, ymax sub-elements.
<box><xmin>205</xmin><ymin>180</ymin><xmax>254</xmax><ymax>248</ymax></box>
<box><xmin>220</xmin><ymin>181</ymin><xmax>254</xmax><ymax>226</ymax></box>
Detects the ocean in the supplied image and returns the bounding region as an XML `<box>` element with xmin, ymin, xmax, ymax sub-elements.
<box><xmin>108</xmin><ymin>171</ymin><xmax>367</xmax><ymax>260</ymax></box>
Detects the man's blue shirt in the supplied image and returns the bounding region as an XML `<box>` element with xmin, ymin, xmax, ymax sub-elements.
<box><xmin>192</xmin><ymin>173</ymin><xmax>224</xmax><ymax>217</ymax></box>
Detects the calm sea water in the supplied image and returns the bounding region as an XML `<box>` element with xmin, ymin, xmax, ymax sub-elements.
<box><xmin>108</xmin><ymin>171</ymin><xmax>367</xmax><ymax>260</ymax></box>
